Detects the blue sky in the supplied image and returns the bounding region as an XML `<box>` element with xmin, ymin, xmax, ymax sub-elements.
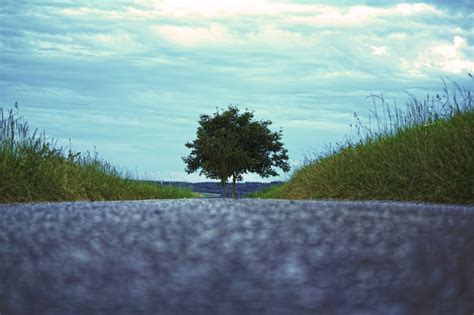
<box><xmin>1</xmin><ymin>1</ymin><xmax>473</xmax><ymax>182</ymax></box>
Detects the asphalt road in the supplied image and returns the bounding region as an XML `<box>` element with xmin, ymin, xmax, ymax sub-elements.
<box><xmin>0</xmin><ymin>199</ymin><xmax>473</xmax><ymax>315</ymax></box>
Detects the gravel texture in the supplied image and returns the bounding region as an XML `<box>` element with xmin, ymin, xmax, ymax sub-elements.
<box><xmin>0</xmin><ymin>199</ymin><xmax>473</xmax><ymax>315</ymax></box>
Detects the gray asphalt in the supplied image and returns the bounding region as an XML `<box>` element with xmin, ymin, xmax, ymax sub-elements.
<box><xmin>0</xmin><ymin>199</ymin><xmax>473</xmax><ymax>315</ymax></box>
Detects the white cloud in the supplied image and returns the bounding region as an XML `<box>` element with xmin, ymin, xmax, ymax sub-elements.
<box><xmin>387</xmin><ymin>32</ymin><xmax>407</xmax><ymax>41</ymax></box>
<box><xmin>24</xmin><ymin>30</ymin><xmax>146</xmax><ymax>57</ymax></box>
<box><xmin>140</xmin><ymin>0</ymin><xmax>316</xmax><ymax>18</ymax></box>
<box><xmin>83</xmin><ymin>31</ymin><xmax>146</xmax><ymax>53</ymax></box>
<box><xmin>153</xmin><ymin>24</ymin><xmax>232</xmax><ymax>46</ymax></box>
<box><xmin>283</xmin><ymin>3</ymin><xmax>441</xmax><ymax>27</ymax></box>
<box><xmin>244</xmin><ymin>25</ymin><xmax>318</xmax><ymax>48</ymax></box>
<box><xmin>153</xmin><ymin>23</ymin><xmax>320</xmax><ymax>48</ymax></box>
<box><xmin>319</xmin><ymin>70</ymin><xmax>375</xmax><ymax>79</ymax></box>
<box><xmin>61</xmin><ymin>2</ymin><xmax>442</xmax><ymax>26</ymax></box>
<box><xmin>284</xmin><ymin>5</ymin><xmax>380</xmax><ymax>26</ymax></box>
<box><xmin>393</xmin><ymin>3</ymin><xmax>439</xmax><ymax>16</ymax></box>
<box><xmin>401</xmin><ymin>35</ymin><xmax>474</xmax><ymax>75</ymax></box>
<box><xmin>371</xmin><ymin>45</ymin><xmax>389</xmax><ymax>56</ymax></box>
<box><xmin>61</xmin><ymin>7</ymin><xmax>122</xmax><ymax>19</ymax></box>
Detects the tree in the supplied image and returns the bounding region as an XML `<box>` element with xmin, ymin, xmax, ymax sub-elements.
<box><xmin>183</xmin><ymin>106</ymin><xmax>290</xmax><ymax>197</ymax></box>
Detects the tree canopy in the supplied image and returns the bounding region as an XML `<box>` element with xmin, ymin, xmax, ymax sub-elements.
<box><xmin>183</xmin><ymin>106</ymin><xmax>290</xmax><ymax>197</ymax></box>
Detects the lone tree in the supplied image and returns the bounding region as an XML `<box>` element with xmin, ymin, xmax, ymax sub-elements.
<box><xmin>183</xmin><ymin>106</ymin><xmax>290</xmax><ymax>197</ymax></box>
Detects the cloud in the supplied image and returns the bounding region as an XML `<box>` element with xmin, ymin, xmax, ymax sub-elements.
<box><xmin>371</xmin><ymin>45</ymin><xmax>389</xmax><ymax>56</ymax></box>
<box><xmin>1</xmin><ymin>0</ymin><xmax>473</xmax><ymax>181</ymax></box>
<box><xmin>154</xmin><ymin>24</ymin><xmax>232</xmax><ymax>47</ymax></box>
<box><xmin>428</xmin><ymin>36</ymin><xmax>474</xmax><ymax>73</ymax></box>
<box><xmin>400</xmin><ymin>35</ymin><xmax>474</xmax><ymax>75</ymax></box>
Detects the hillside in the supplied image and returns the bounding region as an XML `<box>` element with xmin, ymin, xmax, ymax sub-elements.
<box><xmin>254</xmin><ymin>82</ymin><xmax>474</xmax><ymax>204</ymax></box>
<box><xmin>0</xmin><ymin>107</ymin><xmax>195</xmax><ymax>203</ymax></box>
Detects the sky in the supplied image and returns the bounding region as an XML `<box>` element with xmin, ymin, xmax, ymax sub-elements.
<box><xmin>1</xmin><ymin>0</ymin><xmax>473</xmax><ymax>182</ymax></box>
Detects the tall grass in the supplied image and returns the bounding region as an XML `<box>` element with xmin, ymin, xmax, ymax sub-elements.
<box><xmin>0</xmin><ymin>104</ymin><xmax>195</xmax><ymax>202</ymax></box>
<box><xmin>254</xmin><ymin>79</ymin><xmax>474</xmax><ymax>204</ymax></box>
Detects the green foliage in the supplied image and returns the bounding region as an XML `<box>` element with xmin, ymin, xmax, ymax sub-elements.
<box><xmin>247</xmin><ymin>183</ymin><xmax>288</xmax><ymax>199</ymax></box>
<box><xmin>0</xmin><ymin>106</ymin><xmax>195</xmax><ymax>202</ymax></box>
<box><xmin>253</xmin><ymin>79</ymin><xmax>474</xmax><ymax>204</ymax></box>
<box><xmin>183</xmin><ymin>105</ymin><xmax>290</xmax><ymax>197</ymax></box>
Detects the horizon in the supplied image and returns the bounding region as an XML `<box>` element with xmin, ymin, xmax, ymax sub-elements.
<box><xmin>1</xmin><ymin>1</ymin><xmax>473</xmax><ymax>182</ymax></box>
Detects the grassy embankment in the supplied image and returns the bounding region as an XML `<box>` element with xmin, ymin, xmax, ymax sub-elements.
<box><xmin>0</xmin><ymin>105</ymin><xmax>196</xmax><ymax>202</ymax></box>
<box><xmin>253</xmin><ymin>80</ymin><xmax>474</xmax><ymax>204</ymax></box>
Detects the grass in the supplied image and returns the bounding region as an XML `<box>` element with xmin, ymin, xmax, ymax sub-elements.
<box><xmin>0</xmin><ymin>104</ymin><xmax>196</xmax><ymax>203</ymax></box>
<box><xmin>253</xmin><ymin>79</ymin><xmax>474</xmax><ymax>204</ymax></box>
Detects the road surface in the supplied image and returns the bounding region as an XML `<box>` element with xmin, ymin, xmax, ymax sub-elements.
<box><xmin>0</xmin><ymin>199</ymin><xmax>473</xmax><ymax>315</ymax></box>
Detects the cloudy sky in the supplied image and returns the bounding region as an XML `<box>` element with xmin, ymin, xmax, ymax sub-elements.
<box><xmin>1</xmin><ymin>1</ymin><xmax>473</xmax><ymax>182</ymax></box>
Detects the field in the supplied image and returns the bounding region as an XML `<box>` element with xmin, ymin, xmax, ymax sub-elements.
<box><xmin>146</xmin><ymin>181</ymin><xmax>284</xmax><ymax>198</ymax></box>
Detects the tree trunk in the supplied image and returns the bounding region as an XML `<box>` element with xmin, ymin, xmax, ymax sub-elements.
<box><xmin>221</xmin><ymin>180</ymin><xmax>227</xmax><ymax>198</ymax></box>
<box><xmin>232</xmin><ymin>175</ymin><xmax>237</xmax><ymax>199</ymax></box>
